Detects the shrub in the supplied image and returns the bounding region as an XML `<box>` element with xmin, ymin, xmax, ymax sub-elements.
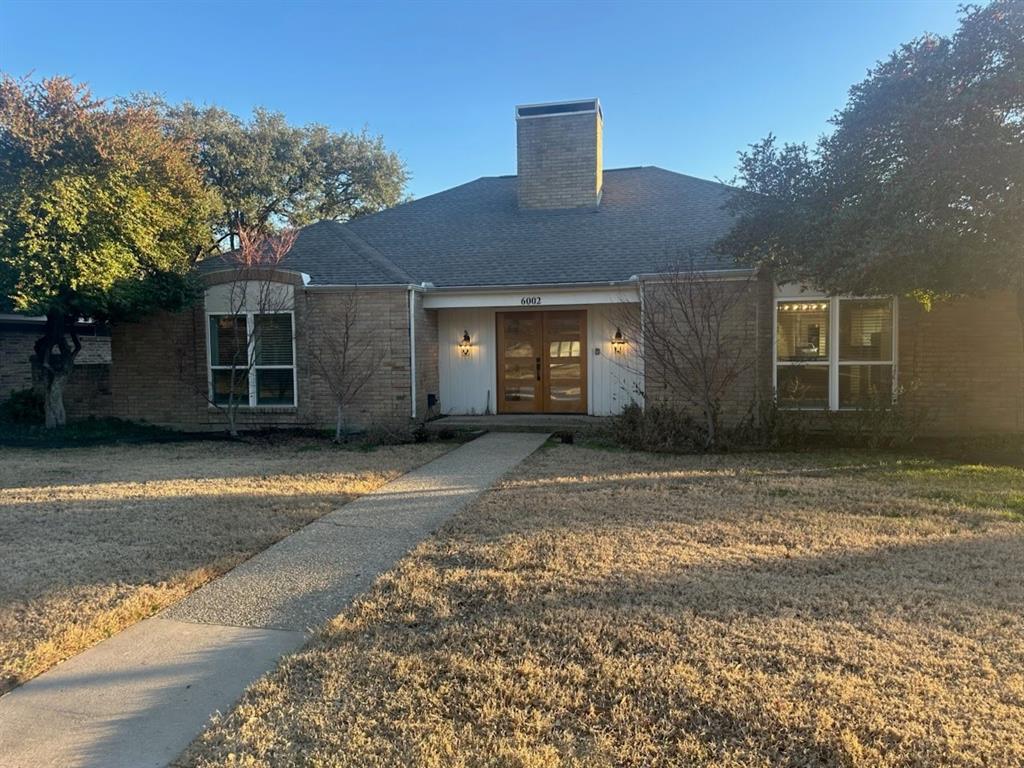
<box><xmin>821</xmin><ymin>386</ymin><xmax>926</xmax><ymax>449</ymax></box>
<box><xmin>610</xmin><ymin>387</ymin><xmax>926</xmax><ymax>454</ymax></box>
<box><xmin>412</xmin><ymin>423</ymin><xmax>431</xmax><ymax>443</ymax></box>
<box><xmin>610</xmin><ymin>402</ymin><xmax>710</xmax><ymax>453</ymax></box>
<box><xmin>0</xmin><ymin>389</ymin><xmax>44</xmax><ymax>425</ymax></box>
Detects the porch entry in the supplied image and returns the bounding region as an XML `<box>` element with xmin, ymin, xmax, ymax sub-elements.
<box><xmin>496</xmin><ymin>310</ymin><xmax>587</xmax><ymax>414</ymax></box>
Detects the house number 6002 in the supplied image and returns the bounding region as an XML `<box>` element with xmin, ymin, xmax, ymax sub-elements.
<box><xmin>520</xmin><ymin>296</ymin><xmax>542</xmax><ymax>306</ymax></box>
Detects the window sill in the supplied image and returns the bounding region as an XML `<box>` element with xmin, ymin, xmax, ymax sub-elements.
<box><xmin>207</xmin><ymin>405</ymin><xmax>298</xmax><ymax>412</ymax></box>
<box><xmin>777</xmin><ymin>405</ymin><xmax>898</xmax><ymax>413</ymax></box>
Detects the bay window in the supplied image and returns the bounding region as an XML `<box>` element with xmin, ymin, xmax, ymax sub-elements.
<box><xmin>775</xmin><ymin>295</ymin><xmax>895</xmax><ymax>410</ymax></box>
<box><xmin>208</xmin><ymin>311</ymin><xmax>296</xmax><ymax>407</ymax></box>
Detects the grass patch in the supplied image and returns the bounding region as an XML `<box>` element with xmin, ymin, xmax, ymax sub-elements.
<box><xmin>868</xmin><ymin>461</ymin><xmax>1024</xmax><ymax>521</ymax></box>
<box><xmin>182</xmin><ymin>446</ymin><xmax>1024</xmax><ymax>767</ymax></box>
<box><xmin>0</xmin><ymin>416</ymin><xmax>192</xmax><ymax>448</ymax></box>
<box><xmin>0</xmin><ymin>437</ymin><xmax>453</xmax><ymax>693</ymax></box>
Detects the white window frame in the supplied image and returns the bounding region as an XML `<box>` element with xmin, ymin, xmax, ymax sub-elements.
<box><xmin>205</xmin><ymin>309</ymin><xmax>297</xmax><ymax>408</ymax></box>
<box><xmin>773</xmin><ymin>293</ymin><xmax>897</xmax><ymax>411</ymax></box>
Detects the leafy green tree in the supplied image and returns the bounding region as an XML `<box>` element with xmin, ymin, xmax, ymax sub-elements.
<box><xmin>0</xmin><ymin>75</ymin><xmax>217</xmax><ymax>427</ymax></box>
<box><xmin>166</xmin><ymin>104</ymin><xmax>408</xmax><ymax>247</ymax></box>
<box><xmin>718</xmin><ymin>2</ymin><xmax>1024</xmax><ymax>303</ymax></box>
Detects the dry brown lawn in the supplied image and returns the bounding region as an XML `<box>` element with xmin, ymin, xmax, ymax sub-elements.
<box><xmin>182</xmin><ymin>444</ymin><xmax>1024</xmax><ymax>768</ymax></box>
<box><xmin>0</xmin><ymin>438</ymin><xmax>451</xmax><ymax>693</ymax></box>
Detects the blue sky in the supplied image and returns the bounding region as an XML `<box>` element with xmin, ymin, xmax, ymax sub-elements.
<box><xmin>1</xmin><ymin>0</ymin><xmax>960</xmax><ymax>199</ymax></box>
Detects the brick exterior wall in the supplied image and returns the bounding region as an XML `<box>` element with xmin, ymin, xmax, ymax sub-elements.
<box><xmin>898</xmin><ymin>291</ymin><xmax>1024</xmax><ymax>435</ymax></box>
<box><xmin>94</xmin><ymin>270</ymin><xmax>1024</xmax><ymax>438</ymax></box>
<box><xmin>640</xmin><ymin>278</ymin><xmax>1024</xmax><ymax>437</ymax></box>
<box><xmin>65</xmin><ymin>364</ymin><xmax>114</xmax><ymax>419</ymax></box>
<box><xmin>106</xmin><ymin>274</ymin><xmax>417</xmax><ymax>432</ymax></box>
<box><xmin>641</xmin><ymin>274</ymin><xmax>773</xmax><ymax>427</ymax></box>
<box><xmin>517</xmin><ymin>110</ymin><xmax>602</xmax><ymax>209</ymax></box>
<box><xmin>413</xmin><ymin>293</ymin><xmax>440</xmax><ymax>419</ymax></box>
<box><xmin>304</xmin><ymin>287</ymin><xmax>413</xmax><ymax>430</ymax></box>
<box><xmin>1</xmin><ymin>322</ymin><xmax>110</xmax><ymax>398</ymax></box>
<box><xmin>0</xmin><ymin>326</ymin><xmax>36</xmax><ymax>396</ymax></box>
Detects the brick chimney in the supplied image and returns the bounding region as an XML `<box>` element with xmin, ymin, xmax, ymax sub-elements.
<box><xmin>516</xmin><ymin>98</ymin><xmax>603</xmax><ymax>210</ymax></box>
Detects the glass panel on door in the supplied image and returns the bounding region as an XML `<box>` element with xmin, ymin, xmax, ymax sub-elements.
<box><xmin>544</xmin><ymin>311</ymin><xmax>586</xmax><ymax>413</ymax></box>
<box><xmin>500</xmin><ymin>314</ymin><xmax>541</xmax><ymax>411</ymax></box>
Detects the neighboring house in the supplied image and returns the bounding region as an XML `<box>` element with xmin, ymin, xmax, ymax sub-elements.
<box><xmin>1</xmin><ymin>314</ymin><xmax>113</xmax><ymax>416</ymax></box>
<box><xmin>106</xmin><ymin>99</ymin><xmax>1023</xmax><ymax>435</ymax></box>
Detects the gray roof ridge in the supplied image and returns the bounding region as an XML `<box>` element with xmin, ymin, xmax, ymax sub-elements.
<box><xmin>636</xmin><ymin>165</ymin><xmax>738</xmax><ymax>190</ymax></box>
<box><xmin>475</xmin><ymin>165</ymin><xmax>736</xmax><ymax>189</ymax></box>
<box><xmin>322</xmin><ymin>221</ymin><xmax>414</xmax><ymax>284</ymax></box>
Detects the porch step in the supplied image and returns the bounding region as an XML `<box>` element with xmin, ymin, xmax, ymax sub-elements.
<box><xmin>426</xmin><ymin>414</ymin><xmax>611</xmax><ymax>434</ymax></box>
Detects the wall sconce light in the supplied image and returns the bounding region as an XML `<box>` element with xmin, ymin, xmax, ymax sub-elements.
<box><xmin>459</xmin><ymin>330</ymin><xmax>472</xmax><ymax>357</ymax></box>
<box><xmin>611</xmin><ymin>327</ymin><xmax>627</xmax><ymax>354</ymax></box>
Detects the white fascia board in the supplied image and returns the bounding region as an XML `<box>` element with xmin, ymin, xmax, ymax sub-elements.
<box><xmin>302</xmin><ymin>283</ymin><xmax>417</xmax><ymax>291</ymax></box>
<box><xmin>422</xmin><ymin>283</ymin><xmax>640</xmax><ymax>310</ymax></box>
<box><xmin>633</xmin><ymin>267</ymin><xmax>758</xmax><ymax>283</ymax></box>
<box><xmin>774</xmin><ymin>282</ymin><xmax>826</xmax><ymax>299</ymax></box>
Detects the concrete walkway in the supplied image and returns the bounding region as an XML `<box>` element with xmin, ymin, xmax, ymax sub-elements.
<box><xmin>0</xmin><ymin>432</ymin><xmax>548</xmax><ymax>768</ymax></box>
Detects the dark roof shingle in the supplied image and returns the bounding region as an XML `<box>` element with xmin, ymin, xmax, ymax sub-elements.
<box><xmin>201</xmin><ymin>167</ymin><xmax>738</xmax><ymax>287</ymax></box>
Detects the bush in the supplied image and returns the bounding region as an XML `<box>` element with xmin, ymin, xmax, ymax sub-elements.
<box><xmin>610</xmin><ymin>402</ymin><xmax>710</xmax><ymax>453</ymax></box>
<box><xmin>610</xmin><ymin>389</ymin><xmax>926</xmax><ymax>455</ymax></box>
<box><xmin>822</xmin><ymin>388</ymin><xmax>926</xmax><ymax>449</ymax></box>
<box><xmin>0</xmin><ymin>389</ymin><xmax>44</xmax><ymax>425</ymax></box>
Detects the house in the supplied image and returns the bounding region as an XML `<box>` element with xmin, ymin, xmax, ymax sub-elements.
<box><xmin>1</xmin><ymin>314</ymin><xmax>113</xmax><ymax>416</ymax></box>
<box><xmin>106</xmin><ymin>99</ymin><xmax>1023</xmax><ymax>436</ymax></box>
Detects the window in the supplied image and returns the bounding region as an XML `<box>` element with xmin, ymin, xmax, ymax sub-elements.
<box><xmin>838</xmin><ymin>299</ymin><xmax>894</xmax><ymax>408</ymax></box>
<box><xmin>775</xmin><ymin>301</ymin><xmax>830</xmax><ymax>409</ymax></box>
<box><xmin>775</xmin><ymin>296</ymin><xmax>895</xmax><ymax>410</ymax></box>
<box><xmin>208</xmin><ymin>312</ymin><xmax>295</xmax><ymax>407</ymax></box>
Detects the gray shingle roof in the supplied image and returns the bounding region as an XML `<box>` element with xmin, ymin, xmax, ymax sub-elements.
<box><xmin>201</xmin><ymin>167</ymin><xmax>738</xmax><ymax>287</ymax></box>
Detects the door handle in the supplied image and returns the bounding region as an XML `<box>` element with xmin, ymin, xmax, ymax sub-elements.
<box><xmin>536</xmin><ymin>357</ymin><xmax>541</xmax><ymax>381</ymax></box>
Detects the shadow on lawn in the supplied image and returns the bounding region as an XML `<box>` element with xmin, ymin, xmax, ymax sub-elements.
<box><xmin>300</xmin><ymin>530</ymin><xmax>1024</xmax><ymax>764</ymax></box>
<box><xmin>414</xmin><ymin>525</ymin><xmax>1024</xmax><ymax>624</ymax></box>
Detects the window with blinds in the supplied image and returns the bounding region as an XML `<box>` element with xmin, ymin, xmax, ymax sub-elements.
<box><xmin>838</xmin><ymin>299</ymin><xmax>893</xmax><ymax>408</ymax></box>
<box><xmin>775</xmin><ymin>297</ymin><xmax>895</xmax><ymax>411</ymax></box>
<box><xmin>208</xmin><ymin>312</ymin><xmax>296</xmax><ymax>407</ymax></box>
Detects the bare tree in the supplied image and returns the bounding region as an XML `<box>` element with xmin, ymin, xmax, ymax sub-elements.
<box><xmin>307</xmin><ymin>288</ymin><xmax>384</xmax><ymax>442</ymax></box>
<box><xmin>202</xmin><ymin>227</ymin><xmax>298</xmax><ymax>437</ymax></box>
<box><xmin>618</xmin><ymin>256</ymin><xmax>759</xmax><ymax>449</ymax></box>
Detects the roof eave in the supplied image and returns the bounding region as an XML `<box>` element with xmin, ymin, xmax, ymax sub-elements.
<box><xmin>422</xmin><ymin>278</ymin><xmax>640</xmax><ymax>293</ymax></box>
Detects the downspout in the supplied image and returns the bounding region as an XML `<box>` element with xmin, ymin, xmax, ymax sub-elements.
<box><xmin>637</xmin><ymin>277</ymin><xmax>646</xmax><ymax>410</ymax></box>
<box><xmin>408</xmin><ymin>287</ymin><xmax>417</xmax><ymax>421</ymax></box>
<box><xmin>1017</xmin><ymin>267</ymin><xmax>1024</xmax><ymax>429</ymax></box>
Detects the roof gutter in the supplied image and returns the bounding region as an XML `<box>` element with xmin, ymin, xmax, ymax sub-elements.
<box><xmin>301</xmin><ymin>282</ymin><xmax>423</xmax><ymax>291</ymax></box>
<box><xmin>631</xmin><ymin>267</ymin><xmax>757</xmax><ymax>282</ymax></box>
<box><xmin>297</xmin><ymin>271</ymin><xmax>755</xmax><ymax>292</ymax></box>
<box><xmin>422</xmin><ymin>278</ymin><xmax>640</xmax><ymax>293</ymax></box>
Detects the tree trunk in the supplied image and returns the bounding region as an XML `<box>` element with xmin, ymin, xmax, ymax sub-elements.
<box><xmin>31</xmin><ymin>311</ymin><xmax>81</xmax><ymax>429</ymax></box>
<box><xmin>44</xmin><ymin>373</ymin><xmax>68</xmax><ymax>428</ymax></box>
<box><xmin>703</xmin><ymin>404</ymin><xmax>717</xmax><ymax>451</ymax></box>
<box><xmin>335</xmin><ymin>404</ymin><xmax>343</xmax><ymax>443</ymax></box>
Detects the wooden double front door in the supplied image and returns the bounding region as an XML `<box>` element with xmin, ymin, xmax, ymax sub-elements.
<box><xmin>496</xmin><ymin>310</ymin><xmax>587</xmax><ymax>414</ymax></box>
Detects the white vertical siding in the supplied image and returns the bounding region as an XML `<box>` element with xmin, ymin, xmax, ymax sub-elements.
<box><xmin>438</xmin><ymin>308</ymin><xmax>498</xmax><ymax>415</ymax></box>
<box><xmin>438</xmin><ymin>304</ymin><xmax>642</xmax><ymax>417</ymax></box>
<box><xmin>587</xmin><ymin>303</ymin><xmax>643</xmax><ymax>415</ymax></box>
